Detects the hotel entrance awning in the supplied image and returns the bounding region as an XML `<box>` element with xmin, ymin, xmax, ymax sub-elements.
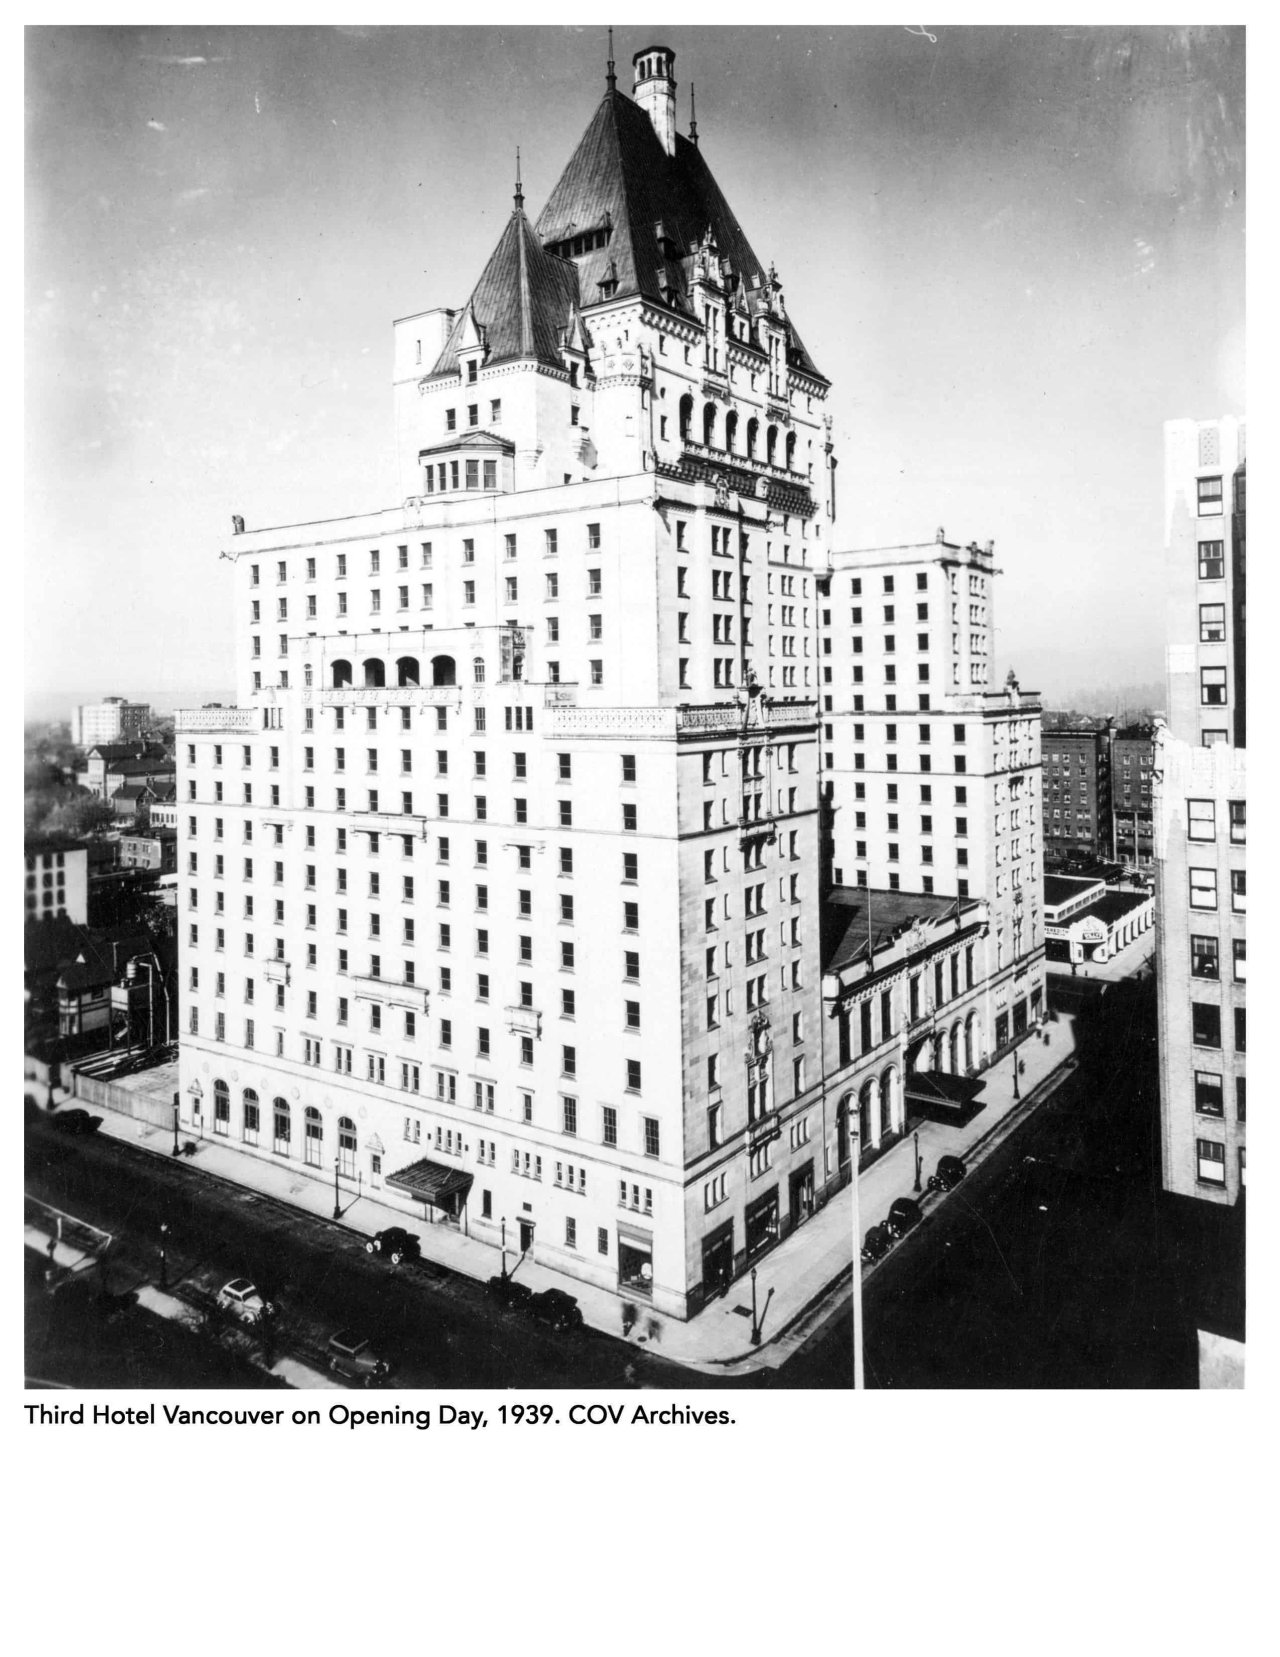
<box><xmin>385</xmin><ymin>1159</ymin><xmax>474</xmax><ymax>1213</ymax></box>
<box><xmin>905</xmin><ymin>1071</ymin><xmax>987</xmax><ymax>1125</ymax></box>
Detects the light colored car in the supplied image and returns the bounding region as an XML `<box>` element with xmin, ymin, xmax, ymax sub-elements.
<box><xmin>216</xmin><ymin>1278</ymin><xmax>274</xmax><ymax>1324</ymax></box>
<box><xmin>327</xmin><ymin>1331</ymin><xmax>391</xmax><ymax>1386</ymax></box>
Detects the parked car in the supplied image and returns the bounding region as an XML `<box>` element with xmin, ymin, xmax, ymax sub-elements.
<box><xmin>886</xmin><ymin>1197</ymin><xmax>923</xmax><ymax>1239</ymax></box>
<box><xmin>215</xmin><ymin>1278</ymin><xmax>274</xmax><ymax>1324</ymax></box>
<box><xmin>527</xmin><ymin>1288</ymin><xmax>584</xmax><ymax>1332</ymax></box>
<box><xmin>366</xmin><ymin>1227</ymin><xmax>421</xmax><ymax>1265</ymax></box>
<box><xmin>327</xmin><ymin>1331</ymin><xmax>391</xmax><ymax>1386</ymax></box>
<box><xmin>486</xmin><ymin>1274</ymin><xmax>534</xmax><ymax>1311</ymax></box>
<box><xmin>49</xmin><ymin>1108</ymin><xmax>103</xmax><ymax>1136</ymax></box>
<box><xmin>861</xmin><ymin>1223</ymin><xmax>892</xmax><ymax>1263</ymax></box>
<box><xmin>928</xmin><ymin>1154</ymin><xmax>967</xmax><ymax>1193</ymax></box>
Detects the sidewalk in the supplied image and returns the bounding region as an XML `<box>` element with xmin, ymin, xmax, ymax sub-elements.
<box><xmin>86</xmin><ymin>1013</ymin><xmax>1078</xmax><ymax>1376</ymax></box>
<box><xmin>91</xmin><ymin>1105</ymin><xmax>857</xmax><ymax>1374</ymax></box>
<box><xmin>858</xmin><ymin>1010</ymin><xmax>1080</xmax><ymax>1237</ymax></box>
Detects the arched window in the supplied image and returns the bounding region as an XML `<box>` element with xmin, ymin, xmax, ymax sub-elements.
<box><xmin>396</xmin><ymin>656</ymin><xmax>420</xmax><ymax>687</ymax></box>
<box><xmin>331</xmin><ymin>659</ymin><xmax>352</xmax><ymax>688</ymax></box>
<box><xmin>858</xmin><ymin>1081</ymin><xmax>875</xmax><ymax>1147</ymax></box>
<box><xmin>272</xmin><ymin>1096</ymin><xmax>291</xmax><ymax>1156</ymax></box>
<box><xmin>473</xmin><ymin>657</ymin><xmax>486</xmax><ymax>684</ymax></box>
<box><xmin>213</xmin><ymin>1079</ymin><xmax>230</xmax><ymax>1136</ymax></box>
<box><xmin>746</xmin><ymin>417</ymin><xmax>759</xmax><ymax>459</ymax></box>
<box><xmin>679</xmin><ymin>394</ymin><xmax>694</xmax><ymax>442</ymax></box>
<box><xmin>879</xmin><ymin>1068</ymin><xmax>896</xmax><ymax>1139</ymax></box>
<box><xmin>766</xmin><ymin>425</ymin><xmax>779</xmax><ymax>465</ymax></box>
<box><xmin>338</xmin><ymin>1115</ymin><xmax>357</xmax><ymax>1178</ymax></box>
<box><xmin>242</xmin><ymin>1088</ymin><xmax>260</xmax><ymax>1145</ymax></box>
<box><xmin>304</xmin><ymin>1104</ymin><xmax>323</xmax><ymax>1167</ymax></box>
<box><xmin>785</xmin><ymin>430</ymin><xmax>797</xmax><ymax>471</ymax></box>
<box><xmin>362</xmin><ymin>658</ymin><xmax>385</xmax><ymax>688</ymax></box>
<box><xmin>703</xmin><ymin>402</ymin><xmax>718</xmax><ymax>449</ymax></box>
<box><xmin>431</xmin><ymin>655</ymin><xmax>457</xmax><ymax>687</ymax></box>
<box><xmin>836</xmin><ymin>1094</ymin><xmax>853</xmax><ymax>1168</ymax></box>
<box><xmin>724</xmin><ymin>411</ymin><xmax>739</xmax><ymax>455</ymax></box>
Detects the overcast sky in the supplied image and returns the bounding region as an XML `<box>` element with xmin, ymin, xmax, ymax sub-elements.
<box><xmin>25</xmin><ymin>24</ymin><xmax>1244</xmax><ymax>718</ymax></box>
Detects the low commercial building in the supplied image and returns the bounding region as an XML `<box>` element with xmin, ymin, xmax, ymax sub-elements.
<box><xmin>119</xmin><ymin>830</ymin><xmax>178</xmax><ymax>872</ymax></box>
<box><xmin>1042</xmin><ymin>874</ymin><xmax>1152</xmax><ymax>966</ymax></box>
<box><xmin>821</xmin><ymin>886</ymin><xmax>1033</xmax><ymax>1157</ymax></box>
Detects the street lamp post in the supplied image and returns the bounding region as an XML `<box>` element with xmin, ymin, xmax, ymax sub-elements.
<box><xmin>750</xmin><ymin>1265</ymin><xmax>761</xmax><ymax>1346</ymax></box>
<box><xmin>172</xmin><ymin>1096</ymin><xmax>181</xmax><ymax>1157</ymax></box>
<box><xmin>913</xmin><ymin>1131</ymin><xmax>922</xmax><ymax>1193</ymax></box>
<box><xmin>500</xmin><ymin>1216</ymin><xmax>508</xmax><ymax>1280</ymax></box>
<box><xmin>1013</xmin><ymin>1057</ymin><xmax>1022</xmax><ymax>1101</ymax></box>
<box><xmin>333</xmin><ymin>1156</ymin><xmax>342</xmax><ymax>1220</ymax></box>
<box><xmin>159</xmin><ymin>1221</ymin><xmax>168</xmax><ymax>1290</ymax></box>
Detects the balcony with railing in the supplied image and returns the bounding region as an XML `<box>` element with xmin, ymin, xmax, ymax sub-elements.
<box><xmin>176</xmin><ymin>705</ymin><xmax>263</xmax><ymax>734</ymax></box>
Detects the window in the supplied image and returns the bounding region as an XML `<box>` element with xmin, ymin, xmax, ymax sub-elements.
<box><xmin>1193</xmin><ymin>1072</ymin><xmax>1224</xmax><ymax>1117</ymax></box>
<box><xmin>1194</xmin><ymin>1138</ymin><xmax>1227</xmax><ymax>1187</ymax></box>
<box><xmin>1230</xmin><ymin>870</ymin><xmax>1245</xmax><ymax>913</ymax></box>
<box><xmin>1190</xmin><ymin>935</ymin><xmax>1219</xmax><ymax>979</ymax></box>
<box><xmin>1191</xmin><ymin>1003</ymin><xmax>1221</xmax><ymax>1049</ymax></box>
<box><xmin>1200</xmin><ymin>666</ymin><xmax>1227</xmax><ymax>706</ymax></box>
<box><xmin>562</xmin><ymin>1045</ymin><xmax>576</xmax><ymax>1078</ymax></box>
<box><xmin>1199</xmin><ymin>603</ymin><xmax>1226</xmax><ymax>642</ymax></box>
<box><xmin>1234</xmin><ymin>1007</ymin><xmax>1246</xmax><ymax>1053</ymax></box>
<box><xmin>1196</xmin><ymin>540</ymin><xmax>1224</xmax><ymax>580</ymax></box>
<box><xmin>1196</xmin><ymin>476</ymin><xmax>1222</xmax><ymax>516</ymax></box>
<box><xmin>642</xmin><ymin>1116</ymin><xmax>659</xmax><ymax>1157</ymax></box>
<box><xmin>1187</xmin><ymin>799</ymin><xmax>1215</xmax><ymax>840</ymax></box>
<box><xmin>1229</xmin><ymin>801</ymin><xmax>1245</xmax><ymax>844</ymax></box>
<box><xmin>1189</xmin><ymin>868</ymin><xmax>1218</xmax><ymax>909</ymax></box>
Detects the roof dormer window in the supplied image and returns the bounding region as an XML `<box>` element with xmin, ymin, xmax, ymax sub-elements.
<box><xmin>467</xmin><ymin>358</ymin><xmax>478</xmax><ymax>384</ymax></box>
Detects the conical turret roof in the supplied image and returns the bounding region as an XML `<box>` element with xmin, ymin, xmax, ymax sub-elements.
<box><xmin>533</xmin><ymin>88</ymin><xmax>825</xmax><ymax>381</ymax></box>
<box><xmin>429</xmin><ymin>206</ymin><xmax>580</xmax><ymax>377</ymax></box>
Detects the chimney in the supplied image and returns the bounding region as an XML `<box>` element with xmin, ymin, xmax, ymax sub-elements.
<box><xmin>633</xmin><ymin>44</ymin><xmax>677</xmax><ymax>156</ymax></box>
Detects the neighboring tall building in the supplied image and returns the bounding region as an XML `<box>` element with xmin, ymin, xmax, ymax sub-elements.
<box><xmin>1109</xmin><ymin>724</ymin><xmax>1155</xmax><ymax>869</ymax></box>
<box><xmin>1155</xmin><ymin>416</ymin><xmax>1246</xmax><ymax>1204</ymax></box>
<box><xmin>816</xmin><ymin>536</ymin><xmax>1047</xmax><ymax>1105</ymax></box>
<box><xmin>1041</xmin><ymin>717</ymin><xmax>1111</xmax><ymax>866</ymax></box>
<box><xmin>177</xmin><ymin>45</ymin><xmax>842</xmax><ymax>1319</ymax></box>
<box><xmin>71</xmin><ymin>697</ymin><xmax>152</xmax><ymax>749</ymax></box>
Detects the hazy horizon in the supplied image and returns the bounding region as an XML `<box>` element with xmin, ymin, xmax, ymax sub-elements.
<box><xmin>26</xmin><ymin>25</ymin><xmax>1244</xmax><ymax>711</ymax></box>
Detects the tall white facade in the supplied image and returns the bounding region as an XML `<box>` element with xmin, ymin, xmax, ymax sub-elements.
<box><xmin>1155</xmin><ymin>416</ymin><xmax>1246</xmax><ymax>1203</ymax></box>
<box><xmin>177</xmin><ymin>49</ymin><xmax>845</xmax><ymax>1318</ymax></box>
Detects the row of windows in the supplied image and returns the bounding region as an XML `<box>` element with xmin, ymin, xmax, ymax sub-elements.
<box><xmin>1190</xmin><ymin>936</ymin><xmax>1246</xmax><ymax>981</ymax></box>
<box><xmin>1187</xmin><ymin>799</ymin><xmax>1245</xmax><ymax>842</ymax></box>
<box><xmin>247</xmin><ymin>526</ymin><xmax>603</xmax><ymax>586</ymax></box>
<box><xmin>1188</xmin><ymin>868</ymin><xmax>1246</xmax><ymax>911</ymax></box>
<box><xmin>1190</xmin><ymin>1004</ymin><xmax>1246</xmax><ymax>1053</ymax></box>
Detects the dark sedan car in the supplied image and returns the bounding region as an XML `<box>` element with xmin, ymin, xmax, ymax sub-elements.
<box><xmin>486</xmin><ymin>1274</ymin><xmax>534</xmax><ymax>1311</ymax></box>
<box><xmin>928</xmin><ymin>1154</ymin><xmax>967</xmax><ymax>1193</ymax></box>
<box><xmin>49</xmin><ymin>1108</ymin><xmax>103</xmax><ymax>1136</ymax></box>
<box><xmin>327</xmin><ymin>1331</ymin><xmax>392</xmax><ymax>1386</ymax></box>
<box><xmin>365</xmin><ymin>1227</ymin><xmax>421</xmax><ymax>1264</ymax></box>
<box><xmin>886</xmin><ymin>1197</ymin><xmax>923</xmax><ymax>1238</ymax></box>
<box><xmin>527</xmin><ymin>1289</ymin><xmax>585</xmax><ymax>1332</ymax></box>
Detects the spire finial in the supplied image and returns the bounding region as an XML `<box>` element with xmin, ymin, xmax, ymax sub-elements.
<box><xmin>689</xmin><ymin>80</ymin><xmax>698</xmax><ymax>146</ymax></box>
<box><xmin>514</xmin><ymin>146</ymin><xmax>523</xmax><ymax>212</ymax></box>
<box><xmin>606</xmin><ymin>28</ymin><xmax>616</xmax><ymax>91</ymax></box>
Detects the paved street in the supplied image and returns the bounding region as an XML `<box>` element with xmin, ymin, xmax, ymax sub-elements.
<box><xmin>24</xmin><ymin>1117</ymin><xmax>853</xmax><ymax>1390</ymax></box>
<box><xmin>862</xmin><ymin>973</ymin><xmax>1239</xmax><ymax>1388</ymax></box>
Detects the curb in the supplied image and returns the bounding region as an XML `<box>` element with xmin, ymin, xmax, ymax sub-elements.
<box><xmin>91</xmin><ymin>1114</ymin><xmax>846</xmax><ymax>1373</ymax></box>
<box><xmin>858</xmin><ymin>1047</ymin><xmax>1081</xmax><ymax>1284</ymax></box>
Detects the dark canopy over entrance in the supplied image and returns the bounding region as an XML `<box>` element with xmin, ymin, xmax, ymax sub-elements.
<box><xmin>904</xmin><ymin>1071</ymin><xmax>987</xmax><ymax>1128</ymax></box>
<box><xmin>386</xmin><ymin>1158</ymin><xmax>474</xmax><ymax>1218</ymax></box>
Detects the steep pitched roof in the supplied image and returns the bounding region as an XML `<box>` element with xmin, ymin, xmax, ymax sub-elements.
<box><xmin>533</xmin><ymin>89</ymin><xmax>825</xmax><ymax>381</ymax></box>
<box><xmin>430</xmin><ymin>207</ymin><xmax>580</xmax><ymax>376</ymax></box>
